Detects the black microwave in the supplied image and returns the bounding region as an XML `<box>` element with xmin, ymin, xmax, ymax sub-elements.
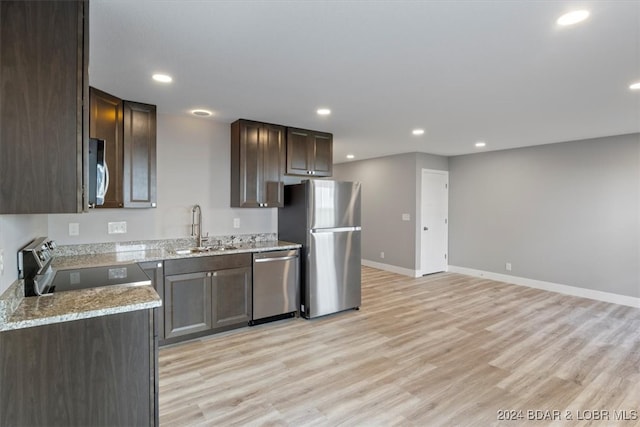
<box><xmin>87</xmin><ymin>138</ymin><xmax>108</xmax><ymax>207</ymax></box>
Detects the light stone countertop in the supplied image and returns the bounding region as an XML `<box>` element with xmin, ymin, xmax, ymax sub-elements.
<box><xmin>52</xmin><ymin>240</ymin><xmax>301</xmax><ymax>270</ymax></box>
<box><xmin>1</xmin><ymin>285</ymin><xmax>161</xmax><ymax>332</ymax></box>
<box><xmin>0</xmin><ymin>239</ymin><xmax>300</xmax><ymax>332</ymax></box>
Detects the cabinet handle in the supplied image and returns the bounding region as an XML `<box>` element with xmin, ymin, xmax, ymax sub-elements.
<box><xmin>254</xmin><ymin>255</ymin><xmax>298</xmax><ymax>263</ymax></box>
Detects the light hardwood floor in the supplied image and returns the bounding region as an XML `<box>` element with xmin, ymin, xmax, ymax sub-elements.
<box><xmin>159</xmin><ymin>267</ymin><xmax>640</xmax><ymax>426</ymax></box>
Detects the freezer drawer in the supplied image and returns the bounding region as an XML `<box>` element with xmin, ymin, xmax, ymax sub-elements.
<box><xmin>252</xmin><ymin>249</ymin><xmax>299</xmax><ymax>322</ymax></box>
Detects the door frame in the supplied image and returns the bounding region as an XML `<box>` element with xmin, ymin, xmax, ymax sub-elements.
<box><xmin>417</xmin><ymin>168</ymin><xmax>449</xmax><ymax>276</ymax></box>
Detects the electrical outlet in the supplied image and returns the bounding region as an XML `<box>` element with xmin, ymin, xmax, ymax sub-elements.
<box><xmin>108</xmin><ymin>221</ymin><xmax>127</xmax><ymax>234</ymax></box>
<box><xmin>69</xmin><ymin>222</ymin><xmax>80</xmax><ymax>236</ymax></box>
<box><xmin>505</xmin><ymin>262</ymin><xmax>512</xmax><ymax>271</ymax></box>
<box><xmin>380</xmin><ymin>251</ymin><xmax>385</xmax><ymax>259</ymax></box>
<box><xmin>402</xmin><ymin>213</ymin><xmax>410</xmax><ymax>221</ymax></box>
<box><xmin>233</xmin><ymin>218</ymin><xmax>240</xmax><ymax>229</ymax></box>
<box><xmin>0</xmin><ymin>248</ymin><xmax>4</xmax><ymax>276</ymax></box>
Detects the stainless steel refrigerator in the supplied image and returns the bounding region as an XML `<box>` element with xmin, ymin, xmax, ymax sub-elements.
<box><xmin>278</xmin><ymin>180</ymin><xmax>361</xmax><ymax>318</ymax></box>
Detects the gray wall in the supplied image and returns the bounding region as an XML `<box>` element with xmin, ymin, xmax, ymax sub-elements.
<box><xmin>334</xmin><ymin>152</ymin><xmax>448</xmax><ymax>271</ymax></box>
<box><xmin>449</xmin><ymin>133</ymin><xmax>640</xmax><ymax>298</ymax></box>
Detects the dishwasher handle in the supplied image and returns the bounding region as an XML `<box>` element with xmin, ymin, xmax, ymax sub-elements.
<box><xmin>254</xmin><ymin>255</ymin><xmax>298</xmax><ymax>263</ymax></box>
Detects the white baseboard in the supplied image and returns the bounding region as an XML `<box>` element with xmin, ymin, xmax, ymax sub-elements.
<box><xmin>447</xmin><ymin>265</ymin><xmax>640</xmax><ymax>308</ymax></box>
<box><xmin>362</xmin><ymin>259</ymin><xmax>421</xmax><ymax>278</ymax></box>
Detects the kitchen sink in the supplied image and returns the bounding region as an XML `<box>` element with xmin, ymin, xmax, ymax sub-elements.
<box><xmin>214</xmin><ymin>245</ymin><xmax>238</xmax><ymax>251</ymax></box>
<box><xmin>173</xmin><ymin>245</ymin><xmax>238</xmax><ymax>255</ymax></box>
<box><xmin>173</xmin><ymin>247</ymin><xmax>210</xmax><ymax>255</ymax></box>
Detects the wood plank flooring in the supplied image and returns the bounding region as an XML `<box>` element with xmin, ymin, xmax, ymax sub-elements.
<box><xmin>159</xmin><ymin>267</ymin><xmax>640</xmax><ymax>426</ymax></box>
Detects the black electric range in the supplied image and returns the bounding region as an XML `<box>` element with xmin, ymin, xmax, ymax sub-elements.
<box><xmin>51</xmin><ymin>263</ymin><xmax>151</xmax><ymax>292</ymax></box>
<box><xmin>19</xmin><ymin>237</ymin><xmax>151</xmax><ymax>296</ymax></box>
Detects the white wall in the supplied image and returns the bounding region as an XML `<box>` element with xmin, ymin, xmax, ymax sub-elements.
<box><xmin>48</xmin><ymin>114</ymin><xmax>276</xmax><ymax>245</ymax></box>
<box><xmin>0</xmin><ymin>215</ymin><xmax>48</xmax><ymax>293</ymax></box>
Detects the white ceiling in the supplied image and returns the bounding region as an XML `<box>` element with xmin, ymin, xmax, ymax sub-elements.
<box><xmin>89</xmin><ymin>0</ymin><xmax>640</xmax><ymax>162</ymax></box>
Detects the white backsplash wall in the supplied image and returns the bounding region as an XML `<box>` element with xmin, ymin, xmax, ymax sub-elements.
<box><xmin>48</xmin><ymin>114</ymin><xmax>277</xmax><ymax>245</ymax></box>
<box><xmin>0</xmin><ymin>214</ymin><xmax>48</xmax><ymax>294</ymax></box>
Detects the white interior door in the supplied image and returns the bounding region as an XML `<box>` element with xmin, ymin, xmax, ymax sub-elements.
<box><xmin>421</xmin><ymin>169</ymin><xmax>448</xmax><ymax>275</ymax></box>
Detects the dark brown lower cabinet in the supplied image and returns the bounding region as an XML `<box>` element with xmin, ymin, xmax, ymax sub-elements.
<box><xmin>140</xmin><ymin>261</ymin><xmax>165</xmax><ymax>344</ymax></box>
<box><xmin>0</xmin><ymin>309</ymin><xmax>158</xmax><ymax>427</ymax></box>
<box><xmin>162</xmin><ymin>254</ymin><xmax>252</xmax><ymax>345</ymax></box>
<box><xmin>212</xmin><ymin>267</ymin><xmax>252</xmax><ymax>329</ymax></box>
<box><xmin>164</xmin><ymin>271</ymin><xmax>213</xmax><ymax>339</ymax></box>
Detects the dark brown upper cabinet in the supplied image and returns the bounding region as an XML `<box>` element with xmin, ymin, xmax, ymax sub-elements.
<box><xmin>89</xmin><ymin>87</ymin><xmax>124</xmax><ymax>208</ymax></box>
<box><xmin>286</xmin><ymin>128</ymin><xmax>333</xmax><ymax>177</ymax></box>
<box><xmin>123</xmin><ymin>101</ymin><xmax>157</xmax><ymax>208</ymax></box>
<box><xmin>89</xmin><ymin>87</ymin><xmax>157</xmax><ymax>208</ymax></box>
<box><xmin>231</xmin><ymin>119</ymin><xmax>285</xmax><ymax>208</ymax></box>
<box><xmin>0</xmin><ymin>0</ymin><xmax>88</xmax><ymax>214</ymax></box>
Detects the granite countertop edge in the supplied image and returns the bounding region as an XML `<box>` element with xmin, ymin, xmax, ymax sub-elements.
<box><xmin>52</xmin><ymin>240</ymin><xmax>301</xmax><ymax>270</ymax></box>
<box><xmin>0</xmin><ymin>285</ymin><xmax>162</xmax><ymax>332</ymax></box>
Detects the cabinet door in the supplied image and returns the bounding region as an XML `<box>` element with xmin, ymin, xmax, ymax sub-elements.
<box><xmin>232</xmin><ymin>120</ymin><xmax>262</xmax><ymax>207</ymax></box>
<box><xmin>139</xmin><ymin>261</ymin><xmax>165</xmax><ymax>341</ymax></box>
<box><xmin>231</xmin><ymin>120</ymin><xmax>284</xmax><ymax>208</ymax></box>
<box><xmin>286</xmin><ymin>128</ymin><xmax>313</xmax><ymax>176</ymax></box>
<box><xmin>123</xmin><ymin>101</ymin><xmax>157</xmax><ymax>208</ymax></box>
<box><xmin>310</xmin><ymin>131</ymin><xmax>333</xmax><ymax>177</ymax></box>
<box><xmin>89</xmin><ymin>87</ymin><xmax>124</xmax><ymax>208</ymax></box>
<box><xmin>0</xmin><ymin>1</ymin><xmax>87</xmax><ymax>213</ymax></box>
<box><xmin>0</xmin><ymin>310</ymin><xmax>154</xmax><ymax>426</ymax></box>
<box><xmin>212</xmin><ymin>267</ymin><xmax>252</xmax><ymax>328</ymax></box>
<box><xmin>164</xmin><ymin>272</ymin><xmax>212</xmax><ymax>338</ymax></box>
<box><xmin>261</xmin><ymin>124</ymin><xmax>285</xmax><ymax>207</ymax></box>
<box><xmin>286</xmin><ymin>128</ymin><xmax>333</xmax><ymax>177</ymax></box>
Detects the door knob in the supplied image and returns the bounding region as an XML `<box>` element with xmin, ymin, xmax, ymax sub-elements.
<box><xmin>424</xmin><ymin>227</ymin><xmax>428</xmax><ymax>231</ymax></box>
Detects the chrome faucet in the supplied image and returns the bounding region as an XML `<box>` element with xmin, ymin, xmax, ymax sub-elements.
<box><xmin>191</xmin><ymin>204</ymin><xmax>207</xmax><ymax>247</ymax></box>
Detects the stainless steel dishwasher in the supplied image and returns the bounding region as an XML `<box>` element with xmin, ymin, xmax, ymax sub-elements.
<box><xmin>251</xmin><ymin>249</ymin><xmax>299</xmax><ymax>325</ymax></box>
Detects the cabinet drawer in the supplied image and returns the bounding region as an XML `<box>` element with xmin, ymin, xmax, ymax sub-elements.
<box><xmin>164</xmin><ymin>253</ymin><xmax>251</xmax><ymax>275</ymax></box>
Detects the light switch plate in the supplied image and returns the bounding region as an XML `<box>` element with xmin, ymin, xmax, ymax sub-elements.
<box><xmin>233</xmin><ymin>218</ymin><xmax>240</xmax><ymax>229</ymax></box>
<box><xmin>0</xmin><ymin>248</ymin><xmax>4</xmax><ymax>276</ymax></box>
<box><xmin>108</xmin><ymin>221</ymin><xmax>127</xmax><ymax>234</ymax></box>
<box><xmin>69</xmin><ymin>223</ymin><xmax>80</xmax><ymax>236</ymax></box>
<box><xmin>402</xmin><ymin>213</ymin><xmax>410</xmax><ymax>221</ymax></box>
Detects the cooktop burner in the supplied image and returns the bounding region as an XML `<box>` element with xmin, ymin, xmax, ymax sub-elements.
<box><xmin>19</xmin><ymin>237</ymin><xmax>151</xmax><ymax>296</ymax></box>
<box><xmin>51</xmin><ymin>264</ymin><xmax>151</xmax><ymax>293</ymax></box>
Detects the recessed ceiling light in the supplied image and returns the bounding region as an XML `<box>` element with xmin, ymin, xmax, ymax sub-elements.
<box><xmin>152</xmin><ymin>73</ymin><xmax>173</xmax><ymax>83</ymax></box>
<box><xmin>346</xmin><ymin>154</ymin><xmax>355</xmax><ymax>159</ymax></box>
<box><xmin>412</xmin><ymin>129</ymin><xmax>425</xmax><ymax>136</ymax></box>
<box><xmin>475</xmin><ymin>141</ymin><xmax>486</xmax><ymax>148</ymax></box>
<box><xmin>191</xmin><ymin>109</ymin><xmax>213</xmax><ymax>117</ymax></box>
<box><xmin>557</xmin><ymin>10</ymin><xmax>590</xmax><ymax>26</ymax></box>
<box><xmin>629</xmin><ymin>82</ymin><xmax>640</xmax><ymax>90</ymax></box>
<box><xmin>317</xmin><ymin>108</ymin><xmax>331</xmax><ymax>116</ymax></box>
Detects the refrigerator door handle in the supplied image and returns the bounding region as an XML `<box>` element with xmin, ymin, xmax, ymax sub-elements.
<box><xmin>310</xmin><ymin>226</ymin><xmax>361</xmax><ymax>233</ymax></box>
